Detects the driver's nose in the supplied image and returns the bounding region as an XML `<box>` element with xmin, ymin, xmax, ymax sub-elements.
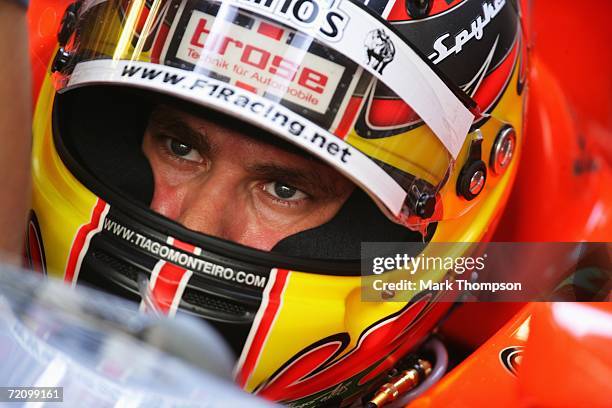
<box><xmin>151</xmin><ymin>164</ymin><xmax>244</xmax><ymax>242</ymax></box>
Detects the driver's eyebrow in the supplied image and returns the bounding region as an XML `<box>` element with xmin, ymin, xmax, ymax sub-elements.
<box><xmin>149</xmin><ymin>110</ymin><xmax>212</xmax><ymax>156</ymax></box>
<box><xmin>247</xmin><ymin>163</ymin><xmax>340</xmax><ymax>197</ymax></box>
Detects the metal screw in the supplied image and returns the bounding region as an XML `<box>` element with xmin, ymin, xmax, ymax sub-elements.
<box><xmin>469</xmin><ymin>170</ymin><xmax>486</xmax><ymax>196</ymax></box>
<box><xmin>406</xmin><ymin>0</ymin><xmax>432</xmax><ymax>19</ymax></box>
<box><xmin>407</xmin><ymin>180</ymin><xmax>436</xmax><ymax>219</ymax></box>
<box><xmin>51</xmin><ymin>48</ymin><xmax>72</xmax><ymax>73</ymax></box>
<box><xmin>491</xmin><ymin>126</ymin><xmax>516</xmax><ymax>174</ymax></box>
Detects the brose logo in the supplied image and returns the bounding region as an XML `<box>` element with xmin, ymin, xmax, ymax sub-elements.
<box><xmin>174</xmin><ymin>8</ymin><xmax>346</xmax><ymax>114</ymax></box>
<box><xmin>237</xmin><ymin>0</ymin><xmax>349</xmax><ymax>41</ymax></box>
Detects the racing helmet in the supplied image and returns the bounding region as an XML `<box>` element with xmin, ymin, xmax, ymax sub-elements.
<box><xmin>28</xmin><ymin>0</ymin><xmax>527</xmax><ymax>405</ymax></box>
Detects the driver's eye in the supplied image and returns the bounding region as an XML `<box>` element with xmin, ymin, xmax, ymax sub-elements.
<box><xmin>263</xmin><ymin>181</ymin><xmax>308</xmax><ymax>202</ymax></box>
<box><xmin>165</xmin><ymin>137</ymin><xmax>203</xmax><ymax>163</ymax></box>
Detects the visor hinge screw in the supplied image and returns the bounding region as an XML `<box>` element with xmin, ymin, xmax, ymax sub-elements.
<box><xmin>406</xmin><ymin>0</ymin><xmax>432</xmax><ymax>19</ymax></box>
<box><xmin>57</xmin><ymin>2</ymin><xmax>81</xmax><ymax>46</ymax></box>
<box><xmin>457</xmin><ymin>130</ymin><xmax>487</xmax><ymax>200</ymax></box>
<box><xmin>51</xmin><ymin>48</ymin><xmax>73</xmax><ymax>73</ymax></box>
<box><xmin>490</xmin><ymin>125</ymin><xmax>516</xmax><ymax>175</ymax></box>
<box><xmin>407</xmin><ymin>179</ymin><xmax>436</xmax><ymax>219</ymax></box>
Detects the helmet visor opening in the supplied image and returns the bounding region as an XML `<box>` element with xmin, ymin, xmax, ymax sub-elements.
<box><xmin>54</xmin><ymin>85</ymin><xmax>434</xmax><ymax>261</ymax></box>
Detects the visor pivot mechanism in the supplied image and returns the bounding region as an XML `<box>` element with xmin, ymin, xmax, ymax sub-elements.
<box><xmin>407</xmin><ymin>179</ymin><xmax>436</xmax><ymax>219</ymax></box>
<box><xmin>405</xmin><ymin>0</ymin><xmax>432</xmax><ymax>19</ymax></box>
<box><xmin>457</xmin><ymin>130</ymin><xmax>487</xmax><ymax>200</ymax></box>
<box><xmin>58</xmin><ymin>2</ymin><xmax>80</xmax><ymax>46</ymax></box>
<box><xmin>51</xmin><ymin>48</ymin><xmax>73</xmax><ymax>74</ymax></box>
<box><xmin>490</xmin><ymin>125</ymin><xmax>516</xmax><ymax>175</ymax></box>
<box><xmin>52</xmin><ymin>2</ymin><xmax>80</xmax><ymax>74</ymax></box>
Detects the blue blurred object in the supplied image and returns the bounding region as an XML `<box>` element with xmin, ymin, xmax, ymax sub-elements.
<box><xmin>0</xmin><ymin>266</ymin><xmax>275</xmax><ymax>407</ymax></box>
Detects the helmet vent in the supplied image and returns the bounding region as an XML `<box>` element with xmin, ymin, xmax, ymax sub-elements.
<box><xmin>91</xmin><ymin>250</ymin><xmax>142</xmax><ymax>288</ymax></box>
<box><xmin>90</xmin><ymin>249</ymin><xmax>255</xmax><ymax>322</ymax></box>
<box><xmin>181</xmin><ymin>289</ymin><xmax>254</xmax><ymax>322</ymax></box>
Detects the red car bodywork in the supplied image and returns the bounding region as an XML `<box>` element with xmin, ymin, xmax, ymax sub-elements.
<box><xmin>26</xmin><ymin>0</ymin><xmax>612</xmax><ymax>406</ymax></box>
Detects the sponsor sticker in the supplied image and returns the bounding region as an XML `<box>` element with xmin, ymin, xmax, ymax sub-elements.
<box><xmin>364</xmin><ymin>28</ymin><xmax>395</xmax><ymax>74</ymax></box>
<box><xmin>174</xmin><ymin>8</ymin><xmax>347</xmax><ymax>114</ymax></box>
<box><xmin>500</xmin><ymin>346</ymin><xmax>523</xmax><ymax>376</ymax></box>
<box><xmin>100</xmin><ymin>215</ymin><xmax>269</xmax><ymax>289</ymax></box>
<box><xmin>429</xmin><ymin>0</ymin><xmax>507</xmax><ymax>64</ymax></box>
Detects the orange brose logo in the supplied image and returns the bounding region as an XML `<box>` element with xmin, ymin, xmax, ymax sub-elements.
<box><xmin>176</xmin><ymin>9</ymin><xmax>346</xmax><ymax>114</ymax></box>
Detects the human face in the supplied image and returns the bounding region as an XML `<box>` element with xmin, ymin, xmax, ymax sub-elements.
<box><xmin>142</xmin><ymin>105</ymin><xmax>355</xmax><ymax>251</ymax></box>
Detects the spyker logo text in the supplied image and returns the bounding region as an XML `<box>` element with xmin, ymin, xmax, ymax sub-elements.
<box><xmin>364</xmin><ymin>29</ymin><xmax>395</xmax><ymax>74</ymax></box>
<box><xmin>429</xmin><ymin>0</ymin><xmax>506</xmax><ymax>64</ymax></box>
